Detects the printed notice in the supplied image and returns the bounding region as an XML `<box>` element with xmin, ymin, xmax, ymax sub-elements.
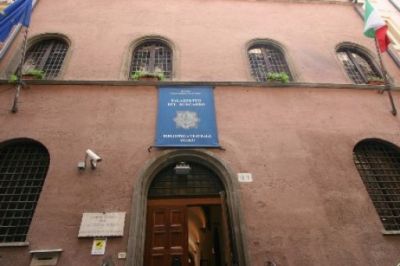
<box><xmin>91</xmin><ymin>238</ymin><xmax>107</xmax><ymax>255</ymax></box>
<box><xmin>78</xmin><ymin>212</ymin><xmax>125</xmax><ymax>237</ymax></box>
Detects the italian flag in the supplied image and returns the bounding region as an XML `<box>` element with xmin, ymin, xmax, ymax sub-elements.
<box><xmin>364</xmin><ymin>0</ymin><xmax>390</xmax><ymax>53</ymax></box>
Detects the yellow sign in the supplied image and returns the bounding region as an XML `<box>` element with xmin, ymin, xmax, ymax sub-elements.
<box><xmin>91</xmin><ymin>238</ymin><xmax>107</xmax><ymax>255</ymax></box>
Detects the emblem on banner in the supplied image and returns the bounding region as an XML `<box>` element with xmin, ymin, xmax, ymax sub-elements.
<box><xmin>174</xmin><ymin>111</ymin><xmax>200</xmax><ymax>129</ymax></box>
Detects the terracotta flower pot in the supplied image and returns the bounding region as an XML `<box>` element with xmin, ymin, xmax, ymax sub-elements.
<box><xmin>367</xmin><ymin>80</ymin><xmax>385</xmax><ymax>85</ymax></box>
<box><xmin>21</xmin><ymin>74</ymin><xmax>39</xmax><ymax>80</ymax></box>
<box><xmin>138</xmin><ymin>76</ymin><xmax>160</xmax><ymax>81</ymax></box>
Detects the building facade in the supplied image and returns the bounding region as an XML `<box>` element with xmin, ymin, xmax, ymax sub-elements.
<box><xmin>1</xmin><ymin>0</ymin><xmax>400</xmax><ymax>265</ymax></box>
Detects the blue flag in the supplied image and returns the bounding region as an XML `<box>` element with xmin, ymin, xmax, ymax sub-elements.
<box><xmin>0</xmin><ymin>0</ymin><xmax>32</xmax><ymax>42</ymax></box>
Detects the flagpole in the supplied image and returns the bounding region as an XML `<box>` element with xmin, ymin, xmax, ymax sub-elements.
<box><xmin>374</xmin><ymin>37</ymin><xmax>397</xmax><ymax>116</ymax></box>
<box><xmin>11</xmin><ymin>26</ymin><xmax>29</xmax><ymax>113</ymax></box>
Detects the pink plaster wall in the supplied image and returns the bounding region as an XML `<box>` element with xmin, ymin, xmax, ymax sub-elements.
<box><xmin>2</xmin><ymin>0</ymin><xmax>398</xmax><ymax>83</ymax></box>
<box><xmin>0</xmin><ymin>84</ymin><xmax>400</xmax><ymax>265</ymax></box>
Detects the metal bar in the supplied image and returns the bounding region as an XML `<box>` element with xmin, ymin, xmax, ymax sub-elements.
<box><xmin>11</xmin><ymin>28</ymin><xmax>30</xmax><ymax>113</ymax></box>
<box><xmin>348</xmin><ymin>51</ymin><xmax>369</xmax><ymax>82</ymax></box>
<box><xmin>38</xmin><ymin>41</ymin><xmax>54</xmax><ymax>69</ymax></box>
<box><xmin>261</xmin><ymin>48</ymin><xmax>273</xmax><ymax>72</ymax></box>
<box><xmin>149</xmin><ymin>45</ymin><xmax>156</xmax><ymax>73</ymax></box>
<box><xmin>374</xmin><ymin>37</ymin><xmax>397</xmax><ymax>116</ymax></box>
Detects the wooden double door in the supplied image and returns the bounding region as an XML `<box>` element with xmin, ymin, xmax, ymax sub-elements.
<box><xmin>144</xmin><ymin>197</ymin><xmax>227</xmax><ymax>266</ymax></box>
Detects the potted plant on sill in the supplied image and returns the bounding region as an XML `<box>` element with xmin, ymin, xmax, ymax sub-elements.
<box><xmin>266</xmin><ymin>72</ymin><xmax>290</xmax><ymax>84</ymax></box>
<box><xmin>21</xmin><ymin>69</ymin><xmax>45</xmax><ymax>80</ymax></box>
<box><xmin>8</xmin><ymin>69</ymin><xmax>44</xmax><ymax>84</ymax></box>
<box><xmin>367</xmin><ymin>76</ymin><xmax>384</xmax><ymax>85</ymax></box>
<box><xmin>19</xmin><ymin>59</ymin><xmax>45</xmax><ymax>80</ymax></box>
<box><xmin>8</xmin><ymin>74</ymin><xmax>19</xmax><ymax>84</ymax></box>
<box><xmin>131</xmin><ymin>70</ymin><xmax>165</xmax><ymax>81</ymax></box>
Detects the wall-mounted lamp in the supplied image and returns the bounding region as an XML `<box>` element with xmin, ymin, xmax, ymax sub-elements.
<box><xmin>78</xmin><ymin>149</ymin><xmax>102</xmax><ymax>170</ymax></box>
<box><xmin>174</xmin><ymin>162</ymin><xmax>191</xmax><ymax>175</ymax></box>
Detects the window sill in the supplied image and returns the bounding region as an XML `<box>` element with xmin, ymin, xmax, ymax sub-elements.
<box><xmin>0</xmin><ymin>241</ymin><xmax>29</xmax><ymax>247</ymax></box>
<box><xmin>382</xmin><ymin>230</ymin><xmax>400</xmax><ymax>235</ymax></box>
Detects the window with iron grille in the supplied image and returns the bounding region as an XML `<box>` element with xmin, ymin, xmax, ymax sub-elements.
<box><xmin>337</xmin><ymin>46</ymin><xmax>382</xmax><ymax>84</ymax></box>
<box><xmin>247</xmin><ymin>43</ymin><xmax>292</xmax><ymax>82</ymax></box>
<box><xmin>353</xmin><ymin>139</ymin><xmax>400</xmax><ymax>231</ymax></box>
<box><xmin>22</xmin><ymin>38</ymin><xmax>68</xmax><ymax>79</ymax></box>
<box><xmin>130</xmin><ymin>41</ymin><xmax>172</xmax><ymax>79</ymax></box>
<box><xmin>148</xmin><ymin>162</ymin><xmax>224</xmax><ymax>198</ymax></box>
<box><xmin>0</xmin><ymin>140</ymin><xmax>49</xmax><ymax>243</ymax></box>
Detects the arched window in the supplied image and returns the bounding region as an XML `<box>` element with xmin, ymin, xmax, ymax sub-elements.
<box><xmin>130</xmin><ymin>40</ymin><xmax>172</xmax><ymax>79</ymax></box>
<box><xmin>148</xmin><ymin>162</ymin><xmax>223</xmax><ymax>198</ymax></box>
<box><xmin>23</xmin><ymin>38</ymin><xmax>69</xmax><ymax>79</ymax></box>
<box><xmin>0</xmin><ymin>139</ymin><xmax>50</xmax><ymax>243</ymax></box>
<box><xmin>337</xmin><ymin>46</ymin><xmax>382</xmax><ymax>84</ymax></box>
<box><xmin>247</xmin><ymin>43</ymin><xmax>292</xmax><ymax>82</ymax></box>
<box><xmin>353</xmin><ymin>139</ymin><xmax>400</xmax><ymax>231</ymax></box>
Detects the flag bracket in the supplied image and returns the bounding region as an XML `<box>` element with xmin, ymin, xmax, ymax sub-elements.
<box><xmin>10</xmin><ymin>27</ymin><xmax>29</xmax><ymax>113</ymax></box>
<box><xmin>374</xmin><ymin>37</ymin><xmax>397</xmax><ymax>116</ymax></box>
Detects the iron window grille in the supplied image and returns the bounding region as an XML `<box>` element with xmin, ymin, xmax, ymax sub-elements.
<box><xmin>353</xmin><ymin>140</ymin><xmax>400</xmax><ymax>231</ymax></box>
<box><xmin>0</xmin><ymin>140</ymin><xmax>49</xmax><ymax>243</ymax></box>
<box><xmin>130</xmin><ymin>41</ymin><xmax>172</xmax><ymax>79</ymax></box>
<box><xmin>23</xmin><ymin>39</ymin><xmax>68</xmax><ymax>79</ymax></box>
<box><xmin>337</xmin><ymin>47</ymin><xmax>382</xmax><ymax>84</ymax></box>
<box><xmin>148</xmin><ymin>162</ymin><xmax>224</xmax><ymax>198</ymax></box>
<box><xmin>248</xmin><ymin>44</ymin><xmax>292</xmax><ymax>82</ymax></box>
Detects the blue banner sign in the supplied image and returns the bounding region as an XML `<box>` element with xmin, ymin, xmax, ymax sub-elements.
<box><xmin>156</xmin><ymin>86</ymin><xmax>219</xmax><ymax>147</ymax></box>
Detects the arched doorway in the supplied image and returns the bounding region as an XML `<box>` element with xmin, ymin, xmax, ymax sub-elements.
<box><xmin>145</xmin><ymin>161</ymin><xmax>229</xmax><ymax>266</ymax></box>
<box><xmin>126</xmin><ymin>150</ymin><xmax>248</xmax><ymax>266</ymax></box>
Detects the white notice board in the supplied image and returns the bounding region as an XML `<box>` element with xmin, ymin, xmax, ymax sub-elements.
<box><xmin>78</xmin><ymin>212</ymin><xmax>125</xmax><ymax>237</ymax></box>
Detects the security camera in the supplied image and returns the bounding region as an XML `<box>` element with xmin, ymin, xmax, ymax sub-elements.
<box><xmin>86</xmin><ymin>149</ymin><xmax>101</xmax><ymax>162</ymax></box>
<box><xmin>86</xmin><ymin>149</ymin><xmax>102</xmax><ymax>169</ymax></box>
<box><xmin>77</xmin><ymin>149</ymin><xmax>103</xmax><ymax>171</ymax></box>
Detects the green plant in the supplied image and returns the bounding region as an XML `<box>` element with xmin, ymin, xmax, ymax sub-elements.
<box><xmin>23</xmin><ymin>69</ymin><xmax>45</xmax><ymax>79</ymax></box>
<box><xmin>266</xmin><ymin>72</ymin><xmax>290</xmax><ymax>83</ymax></box>
<box><xmin>8</xmin><ymin>74</ymin><xmax>18</xmax><ymax>83</ymax></box>
<box><xmin>131</xmin><ymin>70</ymin><xmax>165</xmax><ymax>81</ymax></box>
<box><xmin>367</xmin><ymin>76</ymin><xmax>384</xmax><ymax>82</ymax></box>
